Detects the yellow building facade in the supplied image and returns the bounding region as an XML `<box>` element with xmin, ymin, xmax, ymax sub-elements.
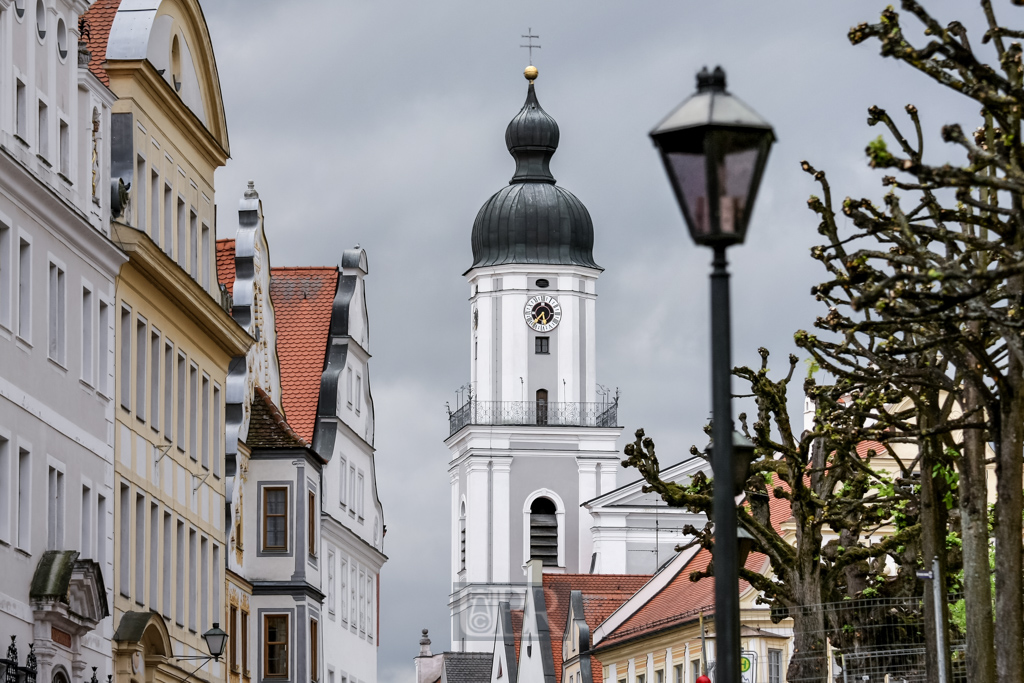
<box><xmin>82</xmin><ymin>3</ymin><xmax>248</xmax><ymax>683</ymax></box>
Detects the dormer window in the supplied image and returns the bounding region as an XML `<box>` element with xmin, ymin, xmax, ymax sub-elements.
<box><xmin>171</xmin><ymin>35</ymin><xmax>182</xmax><ymax>92</ymax></box>
<box><xmin>14</xmin><ymin>0</ymin><xmax>24</xmax><ymax>19</ymax></box>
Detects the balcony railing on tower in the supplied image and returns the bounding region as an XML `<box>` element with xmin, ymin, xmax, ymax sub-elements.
<box><xmin>448</xmin><ymin>397</ymin><xmax>619</xmax><ymax>437</ymax></box>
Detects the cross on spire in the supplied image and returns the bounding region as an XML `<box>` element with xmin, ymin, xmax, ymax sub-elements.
<box><xmin>520</xmin><ymin>28</ymin><xmax>540</xmax><ymax>65</ymax></box>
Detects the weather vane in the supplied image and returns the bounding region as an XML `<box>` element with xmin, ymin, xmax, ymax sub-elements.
<box><xmin>521</xmin><ymin>28</ymin><xmax>540</xmax><ymax>65</ymax></box>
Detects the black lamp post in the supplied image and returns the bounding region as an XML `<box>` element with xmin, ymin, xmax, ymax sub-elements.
<box><xmin>650</xmin><ymin>66</ymin><xmax>774</xmax><ymax>683</ymax></box>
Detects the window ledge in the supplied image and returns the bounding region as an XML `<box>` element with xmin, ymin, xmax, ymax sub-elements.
<box><xmin>16</xmin><ymin>335</ymin><xmax>33</xmax><ymax>350</ymax></box>
<box><xmin>47</xmin><ymin>357</ymin><xmax>68</xmax><ymax>372</ymax></box>
<box><xmin>36</xmin><ymin>154</ymin><xmax>51</xmax><ymax>168</ymax></box>
<box><xmin>80</xmin><ymin>378</ymin><xmax>95</xmax><ymax>391</ymax></box>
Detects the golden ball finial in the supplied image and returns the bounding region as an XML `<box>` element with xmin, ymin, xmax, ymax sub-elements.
<box><xmin>524</xmin><ymin>65</ymin><xmax>538</xmax><ymax>82</ymax></box>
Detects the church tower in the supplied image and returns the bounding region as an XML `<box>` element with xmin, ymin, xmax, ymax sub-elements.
<box><xmin>446</xmin><ymin>67</ymin><xmax>622</xmax><ymax>652</ymax></box>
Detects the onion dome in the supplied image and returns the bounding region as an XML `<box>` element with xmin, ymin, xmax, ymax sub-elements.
<box><xmin>469</xmin><ymin>67</ymin><xmax>600</xmax><ymax>271</ymax></box>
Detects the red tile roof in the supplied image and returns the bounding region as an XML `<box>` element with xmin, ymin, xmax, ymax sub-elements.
<box><xmin>247</xmin><ymin>386</ymin><xmax>308</xmax><ymax>449</ymax></box>
<box><xmin>512</xmin><ymin>609</ymin><xmax>524</xmax><ymax>661</ymax></box>
<box><xmin>270</xmin><ymin>267</ymin><xmax>338</xmax><ymax>442</ymax></box>
<box><xmin>216</xmin><ymin>239</ymin><xmax>236</xmax><ymax>296</ymax></box>
<box><xmin>542</xmin><ymin>574</ymin><xmax>650</xmax><ymax>683</ymax></box>
<box><xmin>81</xmin><ymin>0</ymin><xmax>122</xmax><ymax>86</ymax></box>
<box><xmin>596</xmin><ymin>492</ymin><xmax>792</xmax><ymax>650</ymax></box>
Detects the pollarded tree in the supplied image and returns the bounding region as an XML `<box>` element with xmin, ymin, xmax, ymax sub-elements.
<box><xmin>798</xmin><ymin>2</ymin><xmax>1024</xmax><ymax>679</ymax></box>
<box><xmin>623</xmin><ymin>350</ymin><xmax>925</xmax><ymax>682</ymax></box>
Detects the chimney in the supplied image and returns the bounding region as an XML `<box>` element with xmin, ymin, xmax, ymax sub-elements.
<box><xmin>418</xmin><ymin>629</ymin><xmax>432</xmax><ymax>657</ymax></box>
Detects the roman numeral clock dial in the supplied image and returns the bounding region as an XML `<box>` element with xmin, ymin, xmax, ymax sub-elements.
<box><xmin>524</xmin><ymin>295</ymin><xmax>562</xmax><ymax>332</ymax></box>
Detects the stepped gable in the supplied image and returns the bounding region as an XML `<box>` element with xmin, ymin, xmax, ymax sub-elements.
<box><xmin>247</xmin><ymin>386</ymin><xmax>308</xmax><ymax>450</ymax></box>
<box><xmin>542</xmin><ymin>574</ymin><xmax>650</xmax><ymax>683</ymax></box>
<box><xmin>216</xmin><ymin>238</ymin><xmax>236</xmax><ymax>296</ymax></box>
<box><xmin>81</xmin><ymin>0</ymin><xmax>121</xmax><ymax>85</ymax></box>
<box><xmin>270</xmin><ymin>267</ymin><xmax>338</xmax><ymax>442</ymax></box>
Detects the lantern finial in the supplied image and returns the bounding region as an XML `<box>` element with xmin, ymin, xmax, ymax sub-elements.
<box><xmin>696</xmin><ymin>66</ymin><xmax>726</xmax><ymax>93</ymax></box>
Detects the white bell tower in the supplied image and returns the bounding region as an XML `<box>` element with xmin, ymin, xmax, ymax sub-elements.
<box><xmin>446</xmin><ymin>67</ymin><xmax>622</xmax><ymax>652</ymax></box>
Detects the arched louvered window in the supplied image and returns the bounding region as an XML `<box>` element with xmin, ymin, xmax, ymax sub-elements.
<box><xmin>536</xmin><ymin>389</ymin><xmax>549</xmax><ymax>426</ymax></box>
<box><xmin>529</xmin><ymin>497</ymin><xmax>558</xmax><ymax>565</ymax></box>
<box><xmin>459</xmin><ymin>501</ymin><xmax>467</xmax><ymax>572</ymax></box>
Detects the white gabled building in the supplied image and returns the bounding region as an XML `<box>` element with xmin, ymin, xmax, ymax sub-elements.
<box><xmin>217</xmin><ymin>185</ymin><xmax>386</xmax><ymax>683</ymax></box>
<box><xmin>0</xmin><ymin>2</ymin><xmax>122</xmax><ymax>682</ymax></box>
<box><xmin>313</xmin><ymin>247</ymin><xmax>387</xmax><ymax>683</ymax></box>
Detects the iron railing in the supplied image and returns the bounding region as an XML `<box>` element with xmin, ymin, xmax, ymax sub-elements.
<box><xmin>448</xmin><ymin>399</ymin><xmax>618</xmax><ymax>436</ymax></box>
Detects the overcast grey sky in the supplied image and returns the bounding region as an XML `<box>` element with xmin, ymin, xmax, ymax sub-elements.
<box><xmin>199</xmin><ymin>2</ymin><xmax>987</xmax><ymax>681</ymax></box>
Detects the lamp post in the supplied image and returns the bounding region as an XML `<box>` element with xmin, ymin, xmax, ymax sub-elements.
<box><xmin>650</xmin><ymin>65</ymin><xmax>774</xmax><ymax>683</ymax></box>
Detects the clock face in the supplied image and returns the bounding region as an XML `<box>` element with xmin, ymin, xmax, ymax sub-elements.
<box><xmin>524</xmin><ymin>295</ymin><xmax>562</xmax><ymax>332</ymax></box>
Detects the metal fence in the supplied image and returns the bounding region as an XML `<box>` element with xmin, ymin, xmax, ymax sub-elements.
<box><xmin>448</xmin><ymin>399</ymin><xmax>618</xmax><ymax>436</ymax></box>
<box><xmin>780</xmin><ymin>595</ymin><xmax>967</xmax><ymax>683</ymax></box>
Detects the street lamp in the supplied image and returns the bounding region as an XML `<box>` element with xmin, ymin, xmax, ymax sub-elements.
<box><xmin>173</xmin><ymin>623</ymin><xmax>230</xmax><ymax>683</ymax></box>
<box><xmin>650</xmin><ymin>65</ymin><xmax>774</xmax><ymax>683</ymax></box>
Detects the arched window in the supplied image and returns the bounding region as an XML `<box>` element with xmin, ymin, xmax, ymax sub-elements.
<box><xmin>459</xmin><ymin>501</ymin><xmax>467</xmax><ymax>572</ymax></box>
<box><xmin>536</xmin><ymin>389</ymin><xmax>548</xmax><ymax>426</ymax></box>
<box><xmin>529</xmin><ymin>497</ymin><xmax>557</xmax><ymax>565</ymax></box>
<box><xmin>52</xmin><ymin>670</ymin><xmax>69</xmax><ymax>683</ymax></box>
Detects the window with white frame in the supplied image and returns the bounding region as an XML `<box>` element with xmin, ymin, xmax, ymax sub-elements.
<box><xmin>119</xmin><ymin>305</ymin><xmax>131</xmax><ymax>409</ymax></box>
<box><xmin>81</xmin><ymin>287</ymin><xmax>93</xmax><ymax>384</ymax></box>
<box><xmin>189</xmin><ymin>363</ymin><xmax>198</xmax><ymax>459</ymax></box>
<box><xmin>0</xmin><ymin>222</ymin><xmax>10</xmax><ymax>329</ymax></box>
<box><xmin>357</xmin><ymin>471</ymin><xmax>364</xmax><ymax>519</ymax></box>
<box><xmin>136</xmin><ymin>156</ymin><xmax>146</xmax><ymax>230</ymax></box>
<box><xmin>213</xmin><ymin>384</ymin><xmax>222</xmax><ymax>477</ymax></box>
<box><xmin>46</xmin><ymin>464</ymin><xmax>64</xmax><ymax>550</ymax></box>
<box><xmin>118</xmin><ymin>482</ymin><xmax>130</xmax><ymax>596</ymax></box>
<box><xmin>358</xmin><ymin>567</ymin><xmax>365</xmax><ymax>633</ymax></box>
<box><xmin>98</xmin><ymin>300</ymin><xmax>110</xmax><ymax>396</ymax></box>
<box><xmin>365</xmin><ymin>574</ymin><xmax>373</xmax><ymax>638</ymax></box>
<box><xmin>768</xmin><ymin>649</ymin><xmax>782</xmax><ymax>683</ymax></box>
<box><xmin>47</xmin><ymin>263</ymin><xmax>66</xmax><ymax>364</ymax></box>
<box><xmin>58</xmin><ymin>119</ymin><xmax>69</xmax><ymax>177</ymax></box>
<box><xmin>18</xmin><ymin>238</ymin><xmax>30</xmax><ymax>340</ymax></box>
<box><xmin>135</xmin><ymin>317</ymin><xmax>147</xmax><ymax>418</ymax></box>
<box><xmin>0</xmin><ymin>437</ymin><xmax>12</xmax><ymax>544</ymax></box>
<box><xmin>346</xmin><ymin>367</ymin><xmax>353</xmax><ymax>407</ymax></box>
<box><xmin>340</xmin><ymin>557</ymin><xmax>348</xmax><ymax>623</ymax></box>
<box><xmin>17</xmin><ymin>448</ymin><xmax>30</xmax><ymax>551</ymax></box>
<box><xmin>338</xmin><ymin>457</ymin><xmax>347</xmax><ymax>507</ymax></box>
<box><xmin>354</xmin><ymin>375</ymin><xmax>362</xmax><ymax>414</ymax></box>
<box><xmin>327</xmin><ymin>550</ymin><xmax>335</xmax><ymax>615</ymax></box>
<box><xmin>150</xmin><ymin>329</ymin><xmax>160</xmax><ymax>428</ymax></box>
<box><xmin>37</xmin><ymin>100</ymin><xmax>48</xmax><ymax>160</ymax></box>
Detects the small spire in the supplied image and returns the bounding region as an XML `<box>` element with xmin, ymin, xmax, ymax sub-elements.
<box><xmin>244</xmin><ymin>180</ymin><xmax>259</xmax><ymax>199</ymax></box>
<box><xmin>524</xmin><ymin>65</ymin><xmax>538</xmax><ymax>83</ymax></box>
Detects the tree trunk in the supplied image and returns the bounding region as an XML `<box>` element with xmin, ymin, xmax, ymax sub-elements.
<box><xmin>784</xmin><ymin>428</ymin><xmax>829</xmax><ymax>683</ymax></box>
<box><xmin>785</xmin><ymin>588</ymin><xmax>829</xmax><ymax>683</ymax></box>
<box><xmin>919</xmin><ymin>398</ymin><xmax>952</xmax><ymax>683</ymax></box>
<box><xmin>994</xmin><ymin>347</ymin><xmax>1024</xmax><ymax>683</ymax></box>
<box><xmin>959</xmin><ymin>371</ymin><xmax>995</xmax><ymax>681</ymax></box>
